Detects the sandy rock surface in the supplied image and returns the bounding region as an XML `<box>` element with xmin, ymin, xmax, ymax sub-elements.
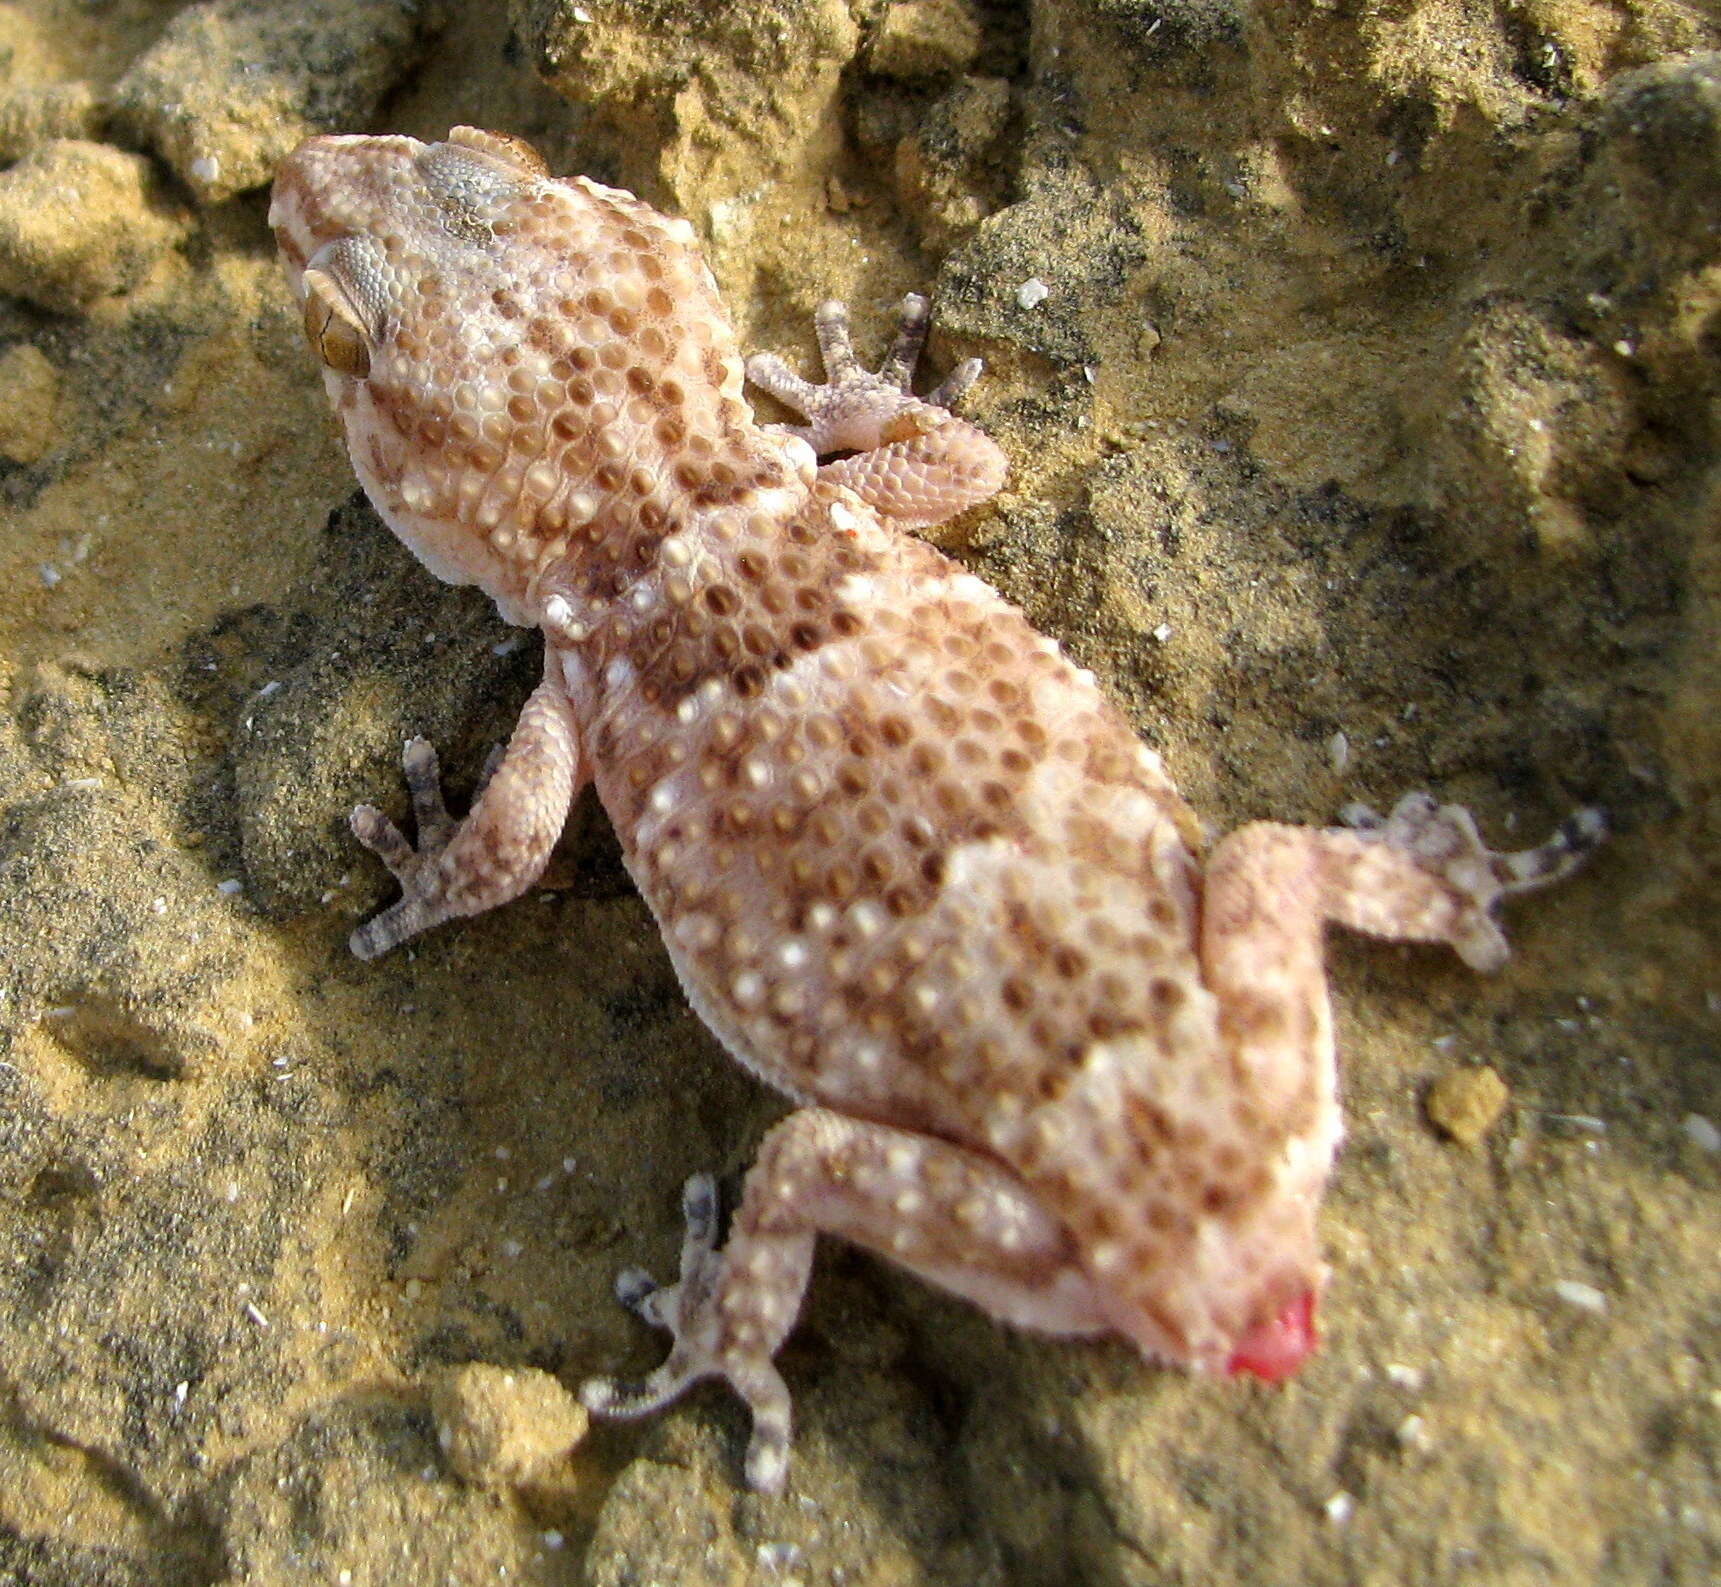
<box><xmin>0</xmin><ymin>1</ymin><xmax>1717</xmax><ymax>1583</ymax></box>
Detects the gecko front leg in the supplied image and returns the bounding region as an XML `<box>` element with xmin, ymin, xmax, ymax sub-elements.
<box><xmin>350</xmin><ymin>660</ymin><xmax>586</xmax><ymax>958</ymax></box>
<box><xmin>746</xmin><ymin>295</ymin><xmax>1008</xmax><ymax>529</ymax></box>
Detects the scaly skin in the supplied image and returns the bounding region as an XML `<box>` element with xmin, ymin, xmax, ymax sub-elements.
<box><xmin>270</xmin><ymin>126</ymin><xmax>1604</xmax><ymax>1493</ymax></box>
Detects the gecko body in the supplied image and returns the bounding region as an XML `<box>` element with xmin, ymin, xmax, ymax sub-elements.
<box><xmin>270</xmin><ymin>127</ymin><xmax>1601</xmax><ymax>1492</ymax></box>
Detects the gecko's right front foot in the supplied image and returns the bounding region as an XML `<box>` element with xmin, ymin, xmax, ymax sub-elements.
<box><xmin>349</xmin><ymin>736</ymin><xmax>463</xmax><ymax>959</ymax></box>
<box><xmin>745</xmin><ymin>294</ymin><xmax>1007</xmax><ymax>530</ymax></box>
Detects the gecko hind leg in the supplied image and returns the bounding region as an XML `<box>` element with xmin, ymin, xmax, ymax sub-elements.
<box><xmin>581</xmin><ymin>1109</ymin><xmax>1107</xmax><ymax>1495</ymax></box>
<box><xmin>580</xmin><ymin>1171</ymin><xmax>800</xmax><ymax>1493</ymax></box>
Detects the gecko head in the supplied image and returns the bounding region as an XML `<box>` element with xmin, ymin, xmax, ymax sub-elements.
<box><xmin>270</xmin><ymin>127</ymin><xmax>752</xmax><ymax>635</ymax></box>
<box><xmin>270</xmin><ymin>127</ymin><xmax>552</xmax><ymax>390</ymax></box>
<box><xmin>269</xmin><ymin>128</ymin><xmax>570</xmax><ymax>616</ymax></box>
<box><xmin>271</xmin><ymin>127</ymin><xmax>797</xmax><ymax>637</ymax></box>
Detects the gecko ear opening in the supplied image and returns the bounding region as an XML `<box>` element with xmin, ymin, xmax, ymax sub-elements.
<box><xmin>301</xmin><ymin>266</ymin><xmax>372</xmax><ymax>379</ymax></box>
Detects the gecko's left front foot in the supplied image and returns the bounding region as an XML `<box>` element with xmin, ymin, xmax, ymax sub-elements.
<box><xmin>746</xmin><ymin>295</ymin><xmax>1007</xmax><ymax>529</ymax></box>
<box><xmin>347</xmin><ymin>671</ymin><xmax>584</xmax><ymax>960</ymax></box>
<box><xmin>350</xmin><ymin>736</ymin><xmax>464</xmax><ymax>959</ymax></box>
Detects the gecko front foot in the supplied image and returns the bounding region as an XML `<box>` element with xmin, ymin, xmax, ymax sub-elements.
<box><xmin>746</xmin><ymin>295</ymin><xmax>1006</xmax><ymax>529</ymax></box>
<box><xmin>1340</xmin><ymin>794</ymin><xmax>1607</xmax><ymax>971</ymax></box>
<box><xmin>346</xmin><ymin>671</ymin><xmax>584</xmax><ymax>961</ymax></box>
<box><xmin>349</xmin><ymin>736</ymin><xmax>485</xmax><ymax>957</ymax></box>
<box><xmin>746</xmin><ymin>294</ymin><xmax>981</xmax><ymax>455</ymax></box>
<box><xmin>580</xmin><ymin>1172</ymin><xmax>799</xmax><ymax>1495</ymax></box>
<box><xmin>349</xmin><ymin>736</ymin><xmax>464</xmax><ymax>960</ymax></box>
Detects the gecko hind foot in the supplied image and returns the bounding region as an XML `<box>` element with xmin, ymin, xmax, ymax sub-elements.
<box><xmin>580</xmin><ymin>1172</ymin><xmax>796</xmax><ymax>1494</ymax></box>
<box><xmin>1341</xmin><ymin>794</ymin><xmax>1607</xmax><ymax>971</ymax></box>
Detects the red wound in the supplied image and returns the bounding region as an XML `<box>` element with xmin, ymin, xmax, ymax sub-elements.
<box><xmin>1226</xmin><ymin>1290</ymin><xmax>1317</xmax><ymax>1382</ymax></box>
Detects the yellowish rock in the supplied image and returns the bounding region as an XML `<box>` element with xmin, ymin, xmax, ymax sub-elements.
<box><xmin>112</xmin><ymin>0</ymin><xmax>442</xmax><ymax>204</ymax></box>
<box><xmin>1425</xmin><ymin>1064</ymin><xmax>1510</xmax><ymax>1147</ymax></box>
<box><xmin>429</xmin><ymin>1363</ymin><xmax>590</xmax><ymax>1490</ymax></box>
<box><xmin>868</xmin><ymin>0</ymin><xmax>984</xmax><ymax>80</ymax></box>
<box><xmin>0</xmin><ymin>344</ymin><xmax>62</xmax><ymax>465</ymax></box>
<box><xmin>0</xmin><ymin>81</ymin><xmax>102</xmax><ymax>163</ymax></box>
<box><xmin>0</xmin><ymin>140</ymin><xmax>181</xmax><ymax>313</ymax></box>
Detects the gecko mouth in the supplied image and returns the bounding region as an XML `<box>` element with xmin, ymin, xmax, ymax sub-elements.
<box><xmin>1225</xmin><ymin>1289</ymin><xmax>1317</xmax><ymax>1382</ymax></box>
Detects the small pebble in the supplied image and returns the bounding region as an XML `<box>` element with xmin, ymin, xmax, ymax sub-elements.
<box><xmin>1016</xmin><ymin>276</ymin><xmax>1049</xmax><ymax>310</ymax></box>
<box><xmin>1553</xmin><ymin>1279</ymin><xmax>1607</xmax><ymax>1314</ymax></box>
<box><xmin>1424</xmin><ymin>1064</ymin><xmax>1509</xmax><ymax>1147</ymax></box>
<box><xmin>1682</xmin><ymin>1113</ymin><xmax>1720</xmax><ymax>1153</ymax></box>
<box><xmin>430</xmin><ymin>1363</ymin><xmax>589</xmax><ymax>1489</ymax></box>
<box><xmin>1396</xmin><ymin>1413</ymin><xmax>1430</xmax><ymax>1451</ymax></box>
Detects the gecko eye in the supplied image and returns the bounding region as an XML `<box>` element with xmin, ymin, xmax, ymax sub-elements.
<box><xmin>444</xmin><ymin>125</ymin><xmax>549</xmax><ymax>178</ymax></box>
<box><xmin>301</xmin><ymin>265</ymin><xmax>373</xmax><ymax>378</ymax></box>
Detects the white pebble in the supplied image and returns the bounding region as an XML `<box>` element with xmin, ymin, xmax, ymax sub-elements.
<box><xmin>1324</xmin><ymin>1492</ymin><xmax>1354</xmax><ymax>1525</ymax></box>
<box><xmin>217</xmin><ymin>878</ymin><xmax>243</xmax><ymax>896</ymax></box>
<box><xmin>1682</xmin><ymin>1113</ymin><xmax>1721</xmax><ymax>1153</ymax></box>
<box><xmin>1327</xmin><ymin>730</ymin><xmax>1350</xmax><ymax>774</ymax></box>
<box><xmin>1016</xmin><ymin>277</ymin><xmax>1050</xmax><ymax>310</ymax></box>
<box><xmin>756</xmin><ymin>1540</ymin><xmax>802</xmax><ymax>1571</ymax></box>
<box><xmin>1553</xmin><ymin>1279</ymin><xmax>1607</xmax><ymax>1314</ymax></box>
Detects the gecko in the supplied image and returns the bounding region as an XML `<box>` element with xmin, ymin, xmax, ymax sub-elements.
<box><xmin>269</xmin><ymin>126</ymin><xmax>1603</xmax><ymax>1494</ymax></box>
